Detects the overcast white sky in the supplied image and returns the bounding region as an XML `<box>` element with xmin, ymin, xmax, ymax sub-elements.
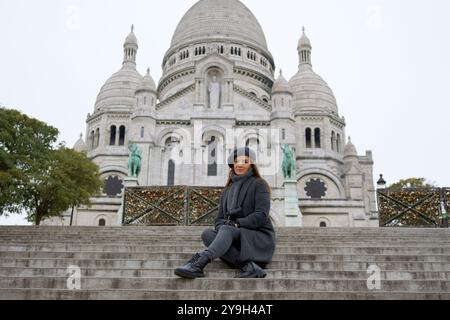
<box><xmin>1</xmin><ymin>0</ymin><xmax>449</xmax><ymax>225</ymax></box>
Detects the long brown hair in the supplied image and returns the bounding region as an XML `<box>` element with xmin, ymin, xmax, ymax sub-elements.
<box><xmin>226</xmin><ymin>164</ymin><xmax>272</xmax><ymax>196</ymax></box>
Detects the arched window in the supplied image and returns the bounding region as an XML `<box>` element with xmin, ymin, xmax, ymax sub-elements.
<box><xmin>168</xmin><ymin>160</ymin><xmax>175</xmax><ymax>186</ymax></box>
<box><xmin>207</xmin><ymin>136</ymin><xmax>218</xmax><ymax>177</ymax></box>
<box><xmin>331</xmin><ymin>131</ymin><xmax>336</xmax><ymax>151</ymax></box>
<box><xmin>246</xmin><ymin>137</ymin><xmax>261</xmax><ymax>154</ymax></box>
<box><xmin>90</xmin><ymin>131</ymin><xmax>95</xmax><ymax>149</ymax></box>
<box><xmin>144</xmin><ymin>96</ymin><xmax>147</xmax><ymax>105</ymax></box>
<box><xmin>320</xmin><ymin>221</ymin><xmax>327</xmax><ymax>228</ymax></box>
<box><xmin>119</xmin><ymin>126</ymin><xmax>126</xmax><ymax>146</ymax></box>
<box><xmin>95</xmin><ymin>128</ymin><xmax>100</xmax><ymax>148</ymax></box>
<box><xmin>141</xmin><ymin>127</ymin><xmax>145</xmax><ymax>139</ymax></box>
<box><xmin>98</xmin><ymin>219</ymin><xmax>106</xmax><ymax>227</ymax></box>
<box><xmin>305</xmin><ymin>128</ymin><xmax>312</xmax><ymax>148</ymax></box>
<box><xmin>337</xmin><ymin>134</ymin><xmax>341</xmax><ymax>153</ymax></box>
<box><xmin>314</xmin><ymin>128</ymin><xmax>321</xmax><ymax>149</ymax></box>
<box><xmin>110</xmin><ymin>126</ymin><xmax>117</xmax><ymax>146</ymax></box>
<box><xmin>282</xmin><ymin>129</ymin><xmax>286</xmax><ymax>141</ymax></box>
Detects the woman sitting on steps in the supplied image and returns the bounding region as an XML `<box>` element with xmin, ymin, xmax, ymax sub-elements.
<box><xmin>175</xmin><ymin>147</ymin><xmax>276</xmax><ymax>279</ymax></box>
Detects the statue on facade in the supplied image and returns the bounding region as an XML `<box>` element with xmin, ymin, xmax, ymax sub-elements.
<box><xmin>282</xmin><ymin>144</ymin><xmax>296</xmax><ymax>180</ymax></box>
<box><xmin>128</xmin><ymin>143</ymin><xmax>142</xmax><ymax>178</ymax></box>
<box><xmin>208</xmin><ymin>76</ymin><xmax>221</xmax><ymax>109</ymax></box>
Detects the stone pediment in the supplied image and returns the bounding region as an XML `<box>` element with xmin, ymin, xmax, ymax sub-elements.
<box><xmin>194</xmin><ymin>53</ymin><xmax>235</xmax><ymax>78</ymax></box>
<box><xmin>234</xmin><ymin>85</ymin><xmax>272</xmax><ymax>112</ymax></box>
<box><xmin>156</xmin><ymin>84</ymin><xmax>195</xmax><ymax>112</ymax></box>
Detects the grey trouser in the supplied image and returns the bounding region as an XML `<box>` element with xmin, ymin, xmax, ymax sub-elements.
<box><xmin>202</xmin><ymin>225</ymin><xmax>242</xmax><ymax>269</ymax></box>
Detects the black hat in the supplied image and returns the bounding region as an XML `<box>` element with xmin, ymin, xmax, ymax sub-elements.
<box><xmin>227</xmin><ymin>147</ymin><xmax>257</xmax><ymax>168</ymax></box>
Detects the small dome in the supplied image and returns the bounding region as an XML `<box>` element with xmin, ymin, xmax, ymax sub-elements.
<box><xmin>298</xmin><ymin>28</ymin><xmax>311</xmax><ymax>48</ymax></box>
<box><xmin>136</xmin><ymin>68</ymin><xmax>156</xmax><ymax>93</ymax></box>
<box><xmin>272</xmin><ymin>70</ymin><xmax>292</xmax><ymax>95</ymax></box>
<box><xmin>289</xmin><ymin>69</ymin><xmax>338</xmax><ymax>114</ymax></box>
<box><xmin>95</xmin><ymin>65</ymin><xmax>142</xmax><ymax>111</ymax></box>
<box><xmin>344</xmin><ymin>137</ymin><xmax>358</xmax><ymax>158</ymax></box>
<box><xmin>124</xmin><ymin>25</ymin><xmax>138</xmax><ymax>47</ymax></box>
<box><xmin>74</xmin><ymin>134</ymin><xmax>87</xmax><ymax>152</ymax></box>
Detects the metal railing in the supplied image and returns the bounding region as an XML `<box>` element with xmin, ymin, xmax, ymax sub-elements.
<box><xmin>377</xmin><ymin>187</ymin><xmax>449</xmax><ymax>228</ymax></box>
<box><xmin>123</xmin><ymin>186</ymin><xmax>224</xmax><ymax>226</ymax></box>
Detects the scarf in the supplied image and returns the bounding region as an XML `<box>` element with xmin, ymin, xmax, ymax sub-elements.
<box><xmin>226</xmin><ymin>168</ymin><xmax>255</xmax><ymax>214</ymax></box>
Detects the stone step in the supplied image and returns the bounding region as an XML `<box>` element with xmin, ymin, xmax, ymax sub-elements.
<box><xmin>1</xmin><ymin>226</ymin><xmax>449</xmax><ymax>300</ymax></box>
<box><xmin>2</xmin><ymin>226</ymin><xmax>448</xmax><ymax>233</ymax></box>
<box><xmin>3</xmin><ymin>239</ymin><xmax>449</xmax><ymax>246</ymax></box>
<box><xmin>3</xmin><ymin>245</ymin><xmax>450</xmax><ymax>255</ymax></box>
<box><xmin>1</xmin><ymin>228</ymin><xmax>448</xmax><ymax>235</ymax></box>
<box><xmin>1</xmin><ymin>277</ymin><xmax>449</xmax><ymax>292</ymax></box>
<box><xmin>1</xmin><ymin>258</ymin><xmax>449</xmax><ymax>271</ymax></box>
<box><xmin>1</xmin><ymin>251</ymin><xmax>450</xmax><ymax>263</ymax></box>
<box><xmin>1</xmin><ymin>267</ymin><xmax>449</xmax><ymax>280</ymax></box>
<box><xmin>1</xmin><ymin>233</ymin><xmax>449</xmax><ymax>239</ymax></box>
<box><xmin>1</xmin><ymin>288</ymin><xmax>449</xmax><ymax>300</ymax></box>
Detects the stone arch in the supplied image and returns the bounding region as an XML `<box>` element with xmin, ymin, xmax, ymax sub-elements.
<box><xmin>99</xmin><ymin>167</ymin><xmax>128</xmax><ymax>177</ymax></box>
<box><xmin>95</xmin><ymin>215</ymin><xmax>109</xmax><ymax>227</ymax></box>
<box><xmin>298</xmin><ymin>169</ymin><xmax>345</xmax><ymax>199</ymax></box>
<box><xmin>156</xmin><ymin>127</ymin><xmax>191</xmax><ymax>147</ymax></box>
<box><xmin>248</xmin><ymin>90</ymin><xmax>258</xmax><ymax>97</ymax></box>
<box><xmin>195</xmin><ymin>56</ymin><xmax>234</xmax><ymax>79</ymax></box>
<box><xmin>241</xmin><ymin>130</ymin><xmax>269</xmax><ymax>154</ymax></box>
<box><xmin>315</xmin><ymin>217</ymin><xmax>331</xmax><ymax>228</ymax></box>
<box><xmin>202</xmin><ymin>128</ymin><xmax>226</xmax><ymax>176</ymax></box>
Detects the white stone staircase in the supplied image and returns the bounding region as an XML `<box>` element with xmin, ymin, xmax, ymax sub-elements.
<box><xmin>0</xmin><ymin>226</ymin><xmax>449</xmax><ymax>300</ymax></box>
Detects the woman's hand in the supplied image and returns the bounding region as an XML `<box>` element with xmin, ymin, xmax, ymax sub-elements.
<box><xmin>223</xmin><ymin>220</ymin><xmax>240</xmax><ymax>228</ymax></box>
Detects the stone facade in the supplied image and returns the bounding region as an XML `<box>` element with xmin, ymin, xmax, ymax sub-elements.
<box><xmin>46</xmin><ymin>0</ymin><xmax>379</xmax><ymax>227</ymax></box>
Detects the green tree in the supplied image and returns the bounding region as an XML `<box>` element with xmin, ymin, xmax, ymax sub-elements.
<box><xmin>0</xmin><ymin>108</ymin><xmax>59</xmax><ymax>215</ymax></box>
<box><xmin>25</xmin><ymin>148</ymin><xmax>102</xmax><ymax>225</ymax></box>
<box><xmin>1</xmin><ymin>108</ymin><xmax>102</xmax><ymax>225</ymax></box>
<box><xmin>389</xmin><ymin>178</ymin><xmax>437</xmax><ymax>190</ymax></box>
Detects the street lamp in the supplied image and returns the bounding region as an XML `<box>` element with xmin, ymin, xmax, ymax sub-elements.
<box><xmin>377</xmin><ymin>174</ymin><xmax>387</xmax><ymax>189</ymax></box>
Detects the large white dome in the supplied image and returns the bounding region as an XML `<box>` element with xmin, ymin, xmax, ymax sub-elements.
<box><xmin>170</xmin><ymin>0</ymin><xmax>268</xmax><ymax>51</ymax></box>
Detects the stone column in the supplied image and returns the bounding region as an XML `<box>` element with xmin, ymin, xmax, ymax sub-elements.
<box><xmin>117</xmin><ymin>177</ymin><xmax>139</xmax><ymax>225</ymax></box>
<box><xmin>283</xmin><ymin>179</ymin><xmax>303</xmax><ymax>227</ymax></box>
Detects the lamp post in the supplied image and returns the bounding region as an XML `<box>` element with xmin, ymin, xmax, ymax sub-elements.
<box><xmin>377</xmin><ymin>174</ymin><xmax>387</xmax><ymax>189</ymax></box>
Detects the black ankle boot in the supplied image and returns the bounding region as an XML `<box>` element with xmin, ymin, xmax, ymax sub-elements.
<box><xmin>174</xmin><ymin>252</ymin><xmax>212</xmax><ymax>279</ymax></box>
<box><xmin>235</xmin><ymin>261</ymin><xmax>267</xmax><ymax>279</ymax></box>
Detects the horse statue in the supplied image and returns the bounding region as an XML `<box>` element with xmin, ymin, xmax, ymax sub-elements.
<box><xmin>128</xmin><ymin>143</ymin><xmax>142</xmax><ymax>178</ymax></box>
<box><xmin>282</xmin><ymin>144</ymin><xmax>296</xmax><ymax>180</ymax></box>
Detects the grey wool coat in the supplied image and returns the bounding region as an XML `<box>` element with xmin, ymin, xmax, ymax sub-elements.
<box><xmin>214</xmin><ymin>176</ymin><xmax>276</xmax><ymax>267</ymax></box>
